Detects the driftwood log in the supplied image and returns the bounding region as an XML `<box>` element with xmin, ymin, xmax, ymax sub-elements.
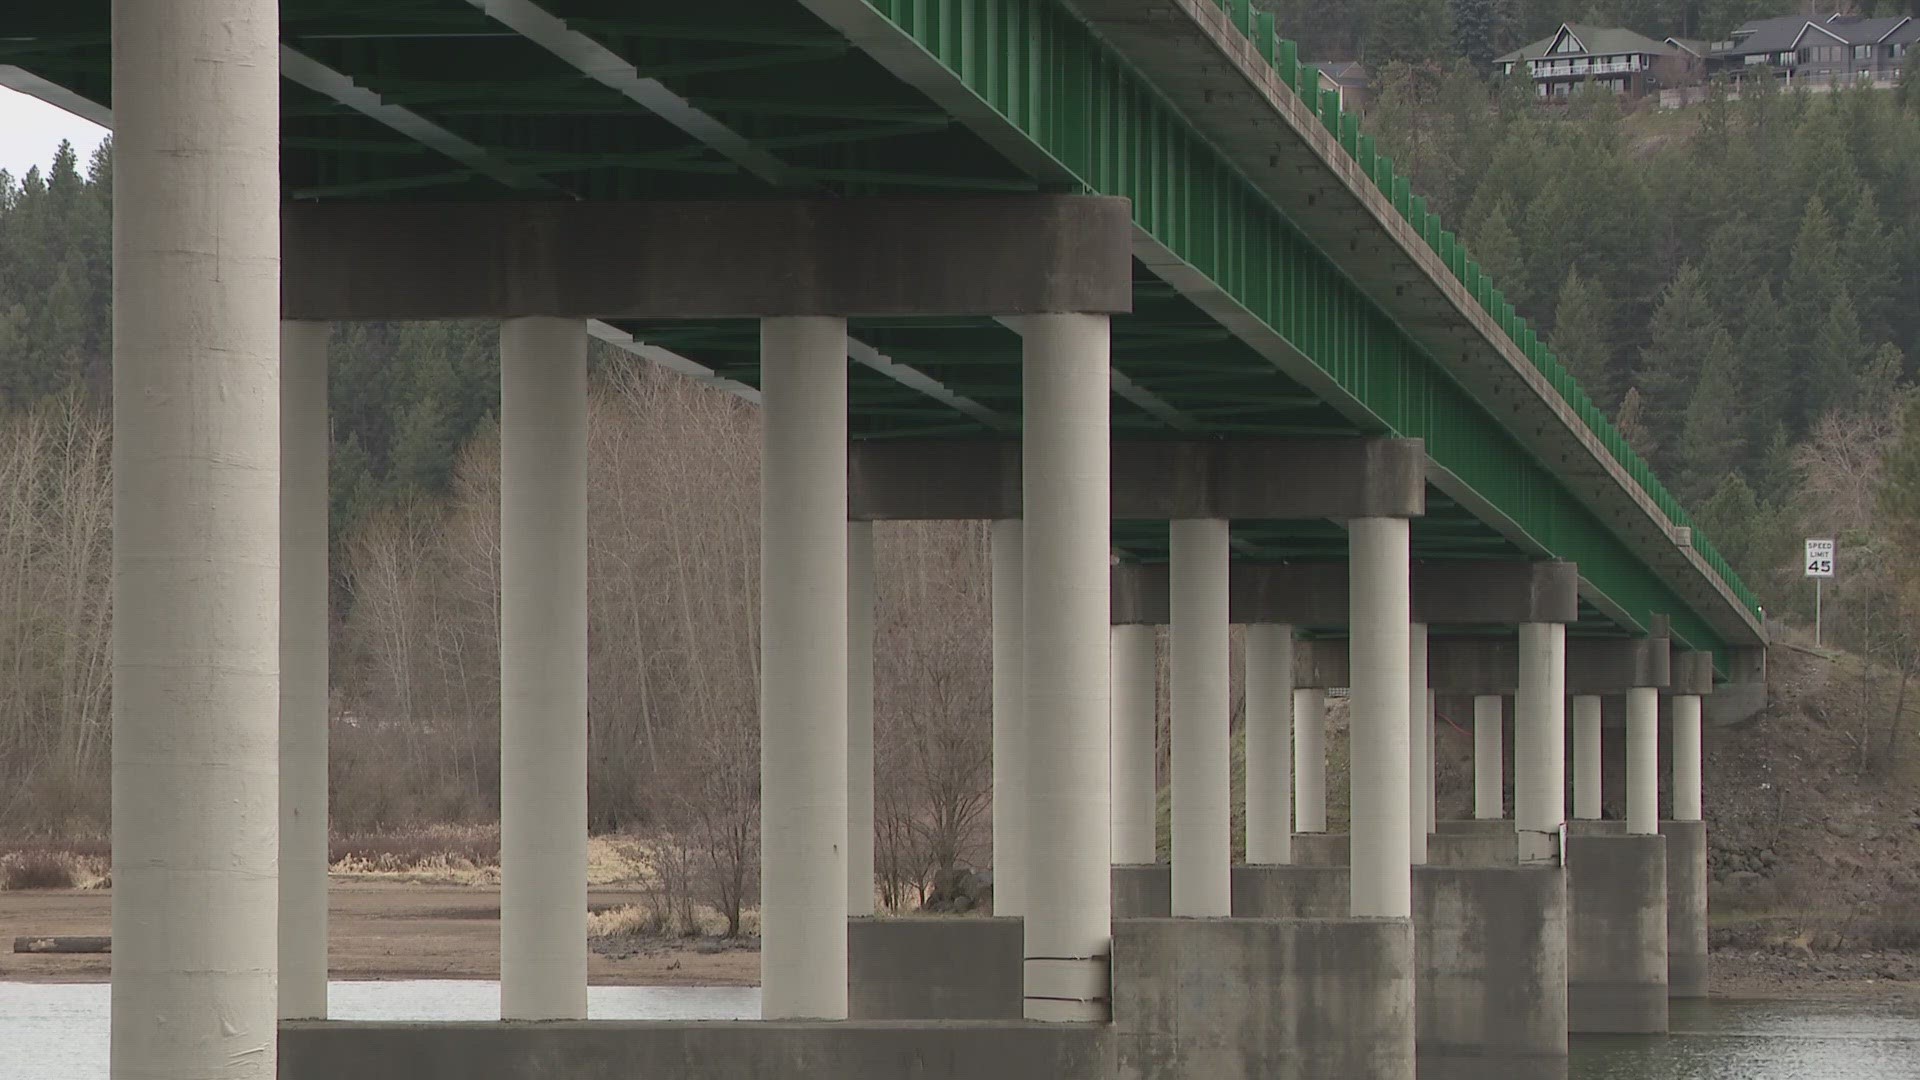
<box><xmin>13</xmin><ymin>935</ymin><xmax>111</xmax><ymax>954</ymax></box>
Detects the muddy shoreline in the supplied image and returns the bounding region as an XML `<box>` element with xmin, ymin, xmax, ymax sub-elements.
<box><xmin>0</xmin><ymin>883</ymin><xmax>758</xmax><ymax>986</ymax></box>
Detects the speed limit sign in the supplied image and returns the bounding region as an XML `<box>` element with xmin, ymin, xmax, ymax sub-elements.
<box><xmin>1805</xmin><ymin>538</ymin><xmax>1835</xmax><ymax>578</ymax></box>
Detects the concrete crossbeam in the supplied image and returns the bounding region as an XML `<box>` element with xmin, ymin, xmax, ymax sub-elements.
<box><xmin>282</xmin><ymin>196</ymin><xmax>1133</xmax><ymax>320</ymax></box>
<box><xmin>1668</xmin><ymin>650</ymin><xmax>1715</xmax><ymax>696</ymax></box>
<box><xmin>851</xmin><ymin>438</ymin><xmax>1424</xmax><ymax>522</ymax></box>
<box><xmin>1286</xmin><ymin>633</ymin><xmax>1670</xmax><ymax>695</ymax></box>
<box><xmin>1111</xmin><ymin>559</ymin><xmax>1575</xmax><ymax>627</ymax></box>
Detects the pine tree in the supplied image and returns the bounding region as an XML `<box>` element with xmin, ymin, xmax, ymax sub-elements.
<box><xmin>1736</xmin><ymin>281</ymin><xmax>1795</xmax><ymax>451</ymax></box>
<box><xmin>1615</xmin><ymin>386</ymin><xmax>1653</xmax><ymax>460</ymax></box>
<box><xmin>1695</xmin><ymin>473</ymin><xmax>1766</xmax><ymax>578</ymax></box>
<box><xmin>1783</xmin><ymin>196</ymin><xmax>1851</xmax><ymax>432</ymax></box>
<box><xmin>1679</xmin><ymin>328</ymin><xmax>1747</xmax><ymax>500</ymax></box>
<box><xmin>1363</xmin><ymin>0</ymin><xmax>1454</xmax><ymax>64</ymax></box>
<box><xmin>1634</xmin><ymin>266</ymin><xmax>1725</xmax><ymax>470</ymax></box>
<box><xmin>1550</xmin><ymin>266</ymin><xmax>1620</xmax><ymax>408</ymax></box>
<box><xmin>1842</xmin><ymin>184</ymin><xmax>1897</xmax><ymax>344</ymax></box>
<box><xmin>1467</xmin><ymin>200</ymin><xmax>1528</xmax><ymax>311</ymax></box>
<box><xmin>1808</xmin><ymin>294</ymin><xmax>1871</xmax><ymax>424</ymax></box>
<box><xmin>1448</xmin><ymin>0</ymin><xmax>1518</xmax><ymax>67</ymax></box>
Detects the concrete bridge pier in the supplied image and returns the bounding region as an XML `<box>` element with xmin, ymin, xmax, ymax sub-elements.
<box><xmin>499</xmin><ymin>317</ymin><xmax>591</xmax><ymax>1022</ymax></box>
<box><xmin>1408</xmin><ymin>622</ymin><xmax>1431</xmax><ymax>867</ymax></box>
<box><xmin>112</xmin><ymin>0</ymin><xmax>282</xmax><ymax>1075</ymax></box>
<box><xmin>1244</xmin><ymin>624</ymin><xmax>1295</xmax><ymax>865</ymax></box>
<box><xmin>1564</xmin><ymin>631</ymin><xmax>1672</xmax><ymax>1034</ymax></box>
<box><xmin>1294</xmin><ymin>686</ymin><xmax>1328</xmax><ymax>834</ymax></box>
<box><xmin>1110</xmin><ymin>622</ymin><xmax>1158</xmax><ymax>868</ymax></box>
<box><xmin>993</xmin><ymin>520</ymin><xmax>1029</xmax><ymax>916</ymax></box>
<box><xmin>1170</xmin><ymin>518</ymin><xmax>1232</xmax><ymax>917</ymax></box>
<box><xmin>1473</xmin><ymin>695</ymin><xmax>1504</xmax><ymax>820</ymax></box>
<box><xmin>1666</xmin><ymin>651</ymin><xmax>1714</xmax><ymax>999</ymax></box>
<box><xmin>1572</xmin><ymin>695</ymin><xmax>1603</xmax><ymax>821</ymax></box>
<box><xmin>281</xmin><ymin>321</ymin><xmax>331</xmax><ymax>1022</ymax></box>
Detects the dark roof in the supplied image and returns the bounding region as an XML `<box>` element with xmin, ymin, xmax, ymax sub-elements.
<box><xmin>1720</xmin><ymin>14</ymin><xmax>1915</xmax><ymax>55</ymax></box>
<box><xmin>1495</xmin><ymin>23</ymin><xmax>1679</xmax><ymax>63</ymax></box>
<box><xmin>1310</xmin><ymin>59</ymin><xmax>1368</xmax><ymax>85</ymax></box>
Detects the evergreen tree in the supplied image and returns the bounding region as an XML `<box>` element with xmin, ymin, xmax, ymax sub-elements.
<box><xmin>1448</xmin><ymin>0</ymin><xmax>1518</xmax><ymax>67</ymax></box>
<box><xmin>1634</xmin><ymin>265</ymin><xmax>1724</xmax><ymax>469</ymax></box>
<box><xmin>1679</xmin><ymin>328</ymin><xmax>1747</xmax><ymax>500</ymax></box>
<box><xmin>1615</xmin><ymin>386</ymin><xmax>1653</xmax><ymax>460</ymax></box>
<box><xmin>1842</xmin><ymin>184</ymin><xmax>1898</xmax><ymax>343</ymax></box>
<box><xmin>1467</xmin><ymin>200</ymin><xmax>1528</xmax><ymax>311</ymax></box>
<box><xmin>1735</xmin><ymin>281</ymin><xmax>1795</xmax><ymax>451</ymax></box>
<box><xmin>1550</xmin><ymin>266</ymin><xmax>1620</xmax><ymax>408</ymax></box>
<box><xmin>1783</xmin><ymin>196</ymin><xmax>1851</xmax><ymax>431</ymax></box>
<box><xmin>1363</xmin><ymin>0</ymin><xmax>1453</xmax><ymax>64</ymax></box>
<box><xmin>1808</xmin><ymin>294</ymin><xmax>1871</xmax><ymax>424</ymax></box>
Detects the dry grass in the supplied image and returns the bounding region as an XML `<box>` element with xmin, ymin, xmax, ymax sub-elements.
<box><xmin>324</xmin><ymin>827</ymin><xmax>657</xmax><ymax>887</ymax></box>
<box><xmin>0</xmin><ymin>840</ymin><xmax>109</xmax><ymax>890</ymax></box>
<box><xmin>586</xmin><ymin>900</ymin><xmax>760</xmax><ymax>941</ymax></box>
<box><xmin>329</xmin><ymin>824</ymin><xmax>501</xmax><ymax>885</ymax></box>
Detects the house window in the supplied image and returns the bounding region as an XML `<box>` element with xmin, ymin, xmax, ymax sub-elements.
<box><xmin>1892</xmin><ymin>43</ymin><xmax>1909</xmax><ymax>58</ymax></box>
<box><xmin>1745</xmin><ymin>54</ymin><xmax>1767</xmax><ymax>65</ymax></box>
<box><xmin>1854</xmin><ymin>44</ymin><xmax>1874</xmax><ymax>61</ymax></box>
<box><xmin>1777</xmin><ymin>51</ymin><xmax>1794</xmax><ymax>65</ymax></box>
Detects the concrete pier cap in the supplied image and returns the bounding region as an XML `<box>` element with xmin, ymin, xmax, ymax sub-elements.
<box><xmin>850</xmin><ymin>436</ymin><xmax>1424</xmax><ymax>524</ymax></box>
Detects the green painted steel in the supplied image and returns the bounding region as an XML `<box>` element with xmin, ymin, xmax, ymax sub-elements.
<box><xmin>859</xmin><ymin>0</ymin><xmax>1752</xmax><ymax>651</ymax></box>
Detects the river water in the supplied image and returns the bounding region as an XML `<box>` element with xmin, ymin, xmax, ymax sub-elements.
<box><xmin>3</xmin><ymin>983</ymin><xmax>1915</xmax><ymax>1079</ymax></box>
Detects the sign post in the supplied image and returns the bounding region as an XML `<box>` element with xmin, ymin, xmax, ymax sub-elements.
<box><xmin>1805</xmin><ymin>538</ymin><xmax>1835</xmax><ymax>647</ymax></box>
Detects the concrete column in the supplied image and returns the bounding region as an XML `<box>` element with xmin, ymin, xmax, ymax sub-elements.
<box><xmin>1426</xmin><ymin>689</ymin><xmax>1438</xmax><ymax>833</ymax></box>
<box><xmin>1245</xmin><ymin>625</ymin><xmax>1294</xmax><ymax>864</ymax></box>
<box><xmin>280</xmin><ymin>321</ymin><xmax>329</xmax><ymax>1021</ymax></box>
<box><xmin>1170</xmin><ymin>519</ymin><xmax>1230</xmax><ymax>916</ymax></box>
<box><xmin>1110</xmin><ymin>623</ymin><xmax>1159</xmax><ymax>866</ymax></box>
<box><xmin>1294</xmin><ymin>687</ymin><xmax>1328</xmax><ymax>833</ymax></box>
<box><xmin>1515</xmin><ymin>622</ymin><xmax>1566</xmax><ymax>862</ymax></box>
<box><xmin>1473</xmin><ymin>695</ymin><xmax>1503</xmax><ymax>820</ymax></box>
<box><xmin>1408</xmin><ymin>623</ymin><xmax>1430</xmax><ymax>865</ymax></box>
<box><xmin>1627</xmin><ymin>687</ymin><xmax>1660</xmax><ymax>835</ymax></box>
<box><xmin>1349</xmin><ymin>517</ymin><xmax>1412</xmax><ymax>918</ymax></box>
<box><xmin>499</xmin><ymin>318</ymin><xmax>589</xmax><ymax>1022</ymax></box>
<box><xmin>759</xmin><ymin>317</ymin><xmax>850</xmax><ymax>1019</ymax></box>
<box><xmin>1020</xmin><ymin>313</ymin><xmax>1111</xmax><ymax>1021</ymax></box>
<box><xmin>848</xmin><ymin>521</ymin><xmax>876</xmax><ymax>917</ymax></box>
<box><xmin>1673</xmin><ymin>694</ymin><xmax>1703</xmax><ymax>821</ymax></box>
<box><xmin>1573</xmin><ymin>695</ymin><xmax>1604</xmax><ymax>820</ymax></box>
<box><xmin>991</xmin><ymin>520</ymin><xmax>1027</xmax><ymax>912</ymax></box>
<box><xmin>111</xmin><ymin>0</ymin><xmax>280</xmax><ymax>1069</ymax></box>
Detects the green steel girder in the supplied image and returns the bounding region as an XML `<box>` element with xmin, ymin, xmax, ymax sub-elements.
<box><xmin>0</xmin><ymin>0</ymin><xmax>1751</xmax><ymax>661</ymax></box>
<box><xmin>829</xmin><ymin>0</ymin><xmax>1739</xmax><ymax>656</ymax></box>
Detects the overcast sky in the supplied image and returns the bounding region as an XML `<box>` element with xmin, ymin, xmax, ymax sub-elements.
<box><xmin>1</xmin><ymin>87</ymin><xmax>109</xmax><ymax>180</ymax></box>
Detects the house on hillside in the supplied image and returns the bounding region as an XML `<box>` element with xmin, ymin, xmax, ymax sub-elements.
<box><xmin>1309</xmin><ymin>59</ymin><xmax>1370</xmax><ymax>112</ymax></box>
<box><xmin>1708</xmin><ymin>13</ymin><xmax>1919</xmax><ymax>87</ymax></box>
<box><xmin>1495</xmin><ymin>23</ymin><xmax>1689</xmax><ymax>98</ymax></box>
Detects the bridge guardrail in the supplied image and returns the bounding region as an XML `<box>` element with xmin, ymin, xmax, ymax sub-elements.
<box><xmin>1203</xmin><ymin>0</ymin><xmax>1762</xmax><ymax>624</ymax></box>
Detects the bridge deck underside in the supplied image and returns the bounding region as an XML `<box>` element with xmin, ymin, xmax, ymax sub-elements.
<box><xmin>2</xmin><ymin>0</ymin><xmax>1749</xmax><ymax>654</ymax></box>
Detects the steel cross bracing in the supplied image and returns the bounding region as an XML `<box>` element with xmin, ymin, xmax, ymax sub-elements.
<box><xmin>0</xmin><ymin>0</ymin><xmax>1757</xmax><ymax>657</ymax></box>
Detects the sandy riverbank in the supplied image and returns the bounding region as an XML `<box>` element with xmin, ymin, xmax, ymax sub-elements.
<box><xmin>0</xmin><ymin>882</ymin><xmax>758</xmax><ymax>986</ymax></box>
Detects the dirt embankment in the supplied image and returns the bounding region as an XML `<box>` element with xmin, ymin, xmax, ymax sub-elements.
<box><xmin>0</xmin><ymin>882</ymin><xmax>758</xmax><ymax>986</ymax></box>
<box><xmin>1701</xmin><ymin>637</ymin><xmax>1920</xmax><ymax>995</ymax></box>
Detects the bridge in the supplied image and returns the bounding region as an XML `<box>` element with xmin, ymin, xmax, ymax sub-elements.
<box><xmin>4</xmin><ymin>2</ymin><xmax>1764</xmax><ymax>1079</ymax></box>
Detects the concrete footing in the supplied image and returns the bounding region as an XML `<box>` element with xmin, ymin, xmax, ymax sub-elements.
<box><xmin>1111</xmin><ymin>863</ymin><xmax>1564</xmax><ymax>1079</ymax></box>
<box><xmin>1291</xmin><ymin>832</ymin><xmax>1350</xmax><ymax>866</ymax></box>
<box><xmin>1660</xmin><ymin>820</ymin><xmax>1709</xmax><ymax>998</ymax></box>
<box><xmin>1565</xmin><ymin>827</ymin><xmax>1668</xmax><ymax>1034</ymax></box>
<box><xmin>1111</xmin><ymin>917</ymin><xmax>1416</xmax><ymax>1080</ymax></box>
<box><xmin>848</xmin><ymin>917</ymin><xmax>1022</xmax><ymax>1019</ymax></box>
<box><xmin>280</xmin><ymin>1021</ymin><xmax>1111</xmax><ymax>1080</ymax></box>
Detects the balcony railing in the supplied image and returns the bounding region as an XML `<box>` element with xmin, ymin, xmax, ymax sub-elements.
<box><xmin>1530</xmin><ymin>60</ymin><xmax>1640</xmax><ymax>76</ymax></box>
